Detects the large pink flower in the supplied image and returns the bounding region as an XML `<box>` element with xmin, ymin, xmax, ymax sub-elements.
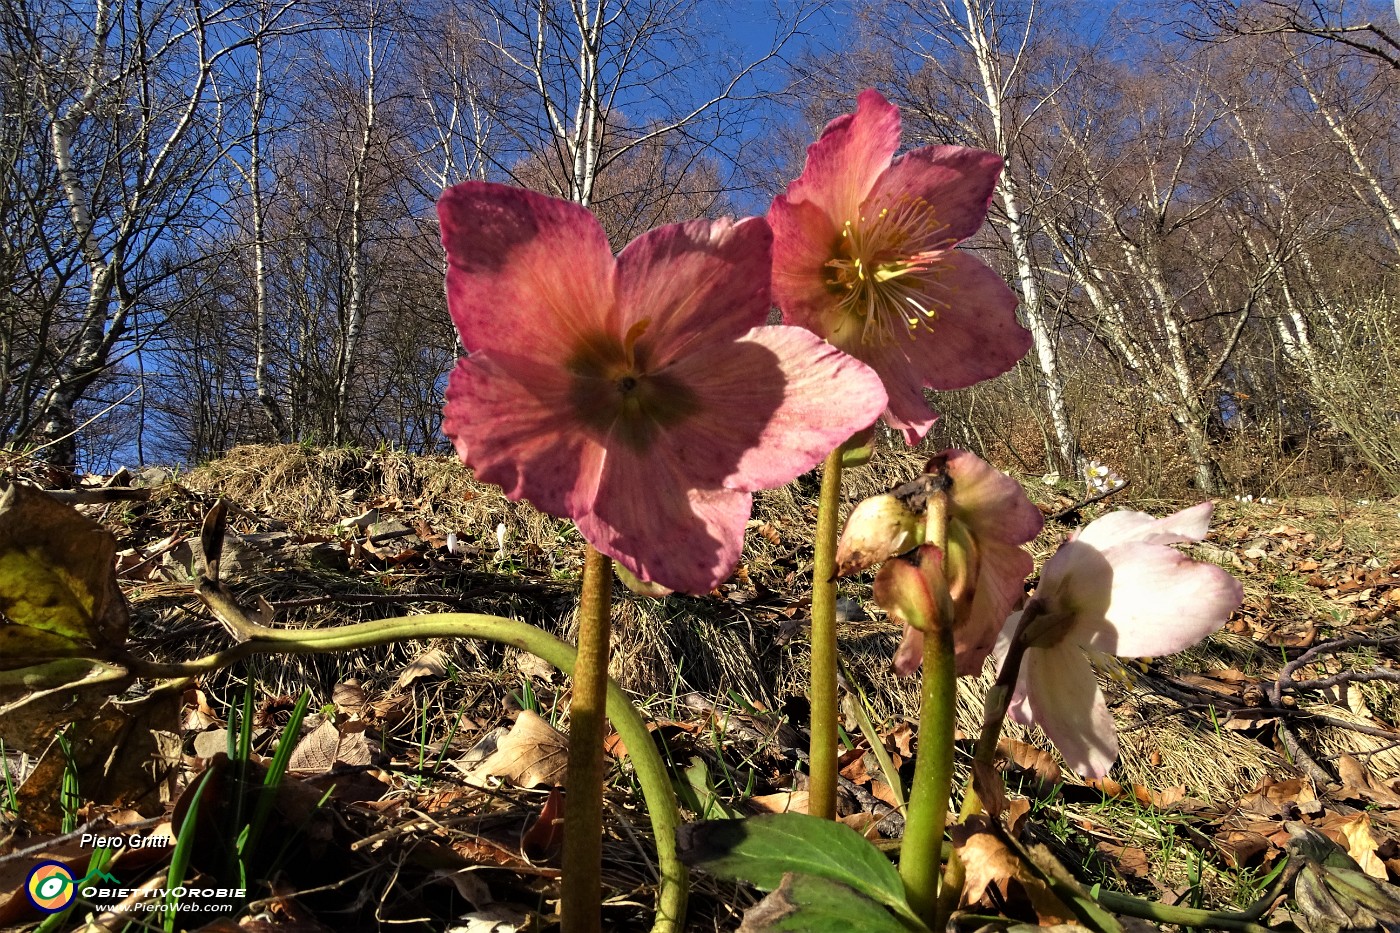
<box><xmin>769</xmin><ymin>90</ymin><xmax>1032</xmax><ymax>445</ymax></box>
<box><xmin>999</xmin><ymin>503</ymin><xmax>1245</xmax><ymax>777</ymax></box>
<box><xmin>438</xmin><ymin>182</ymin><xmax>888</xmax><ymax>595</ymax></box>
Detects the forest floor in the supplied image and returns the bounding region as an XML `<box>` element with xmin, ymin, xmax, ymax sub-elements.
<box><xmin>1</xmin><ymin>443</ymin><xmax>1398</xmax><ymax>932</ymax></box>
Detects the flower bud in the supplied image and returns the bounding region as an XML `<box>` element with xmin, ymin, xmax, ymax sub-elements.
<box><xmin>872</xmin><ymin>545</ymin><xmax>942</xmax><ymax>634</ymax></box>
<box><xmin>834</xmin><ymin>493</ymin><xmax>924</xmax><ymax>577</ymax></box>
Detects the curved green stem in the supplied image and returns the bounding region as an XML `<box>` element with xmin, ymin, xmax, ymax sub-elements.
<box><xmin>1093</xmin><ymin>889</ymin><xmax>1278</xmax><ymax>933</ymax></box>
<box><xmin>127</xmin><ymin>613</ymin><xmax>685</xmax><ymax>933</ymax></box>
<box><xmin>961</xmin><ymin>603</ymin><xmax>1038</xmax><ymax>821</ymax></box>
<box><xmin>809</xmin><ymin>446</ymin><xmax>845</xmax><ymax>820</ymax></box>
<box><xmin>564</xmin><ymin>546</ymin><xmax>613</xmax><ymax>933</ymax></box>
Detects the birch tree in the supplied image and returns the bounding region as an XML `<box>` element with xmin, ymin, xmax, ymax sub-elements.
<box><xmin>882</xmin><ymin>0</ymin><xmax>1084</xmax><ymax>475</ymax></box>
<box><xmin>460</xmin><ymin>0</ymin><xmax>813</xmax><ymax>221</ymax></box>
<box><xmin>0</xmin><ymin>0</ymin><xmax>300</xmax><ymax>466</ymax></box>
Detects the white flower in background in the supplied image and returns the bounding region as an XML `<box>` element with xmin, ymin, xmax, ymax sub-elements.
<box><xmin>995</xmin><ymin>502</ymin><xmax>1243</xmax><ymax>777</ymax></box>
<box><xmin>1084</xmin><ymin>460</ymin><xmax>1124</xmax><ymax>495</ymax></box>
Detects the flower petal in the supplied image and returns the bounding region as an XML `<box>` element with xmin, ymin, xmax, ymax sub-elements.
<box><xmin>865</xmin><ymin>144</ymin><xmax>1004</xmax><ymax>245</ymax></box>
<box><xmin>442</xmin><ymin>353</ymin><xmax>603</xmax><ymax>519</ymax></box>
<box><xmin>614</xmin><ymin>216</ymin><xmax>773</xmax><ymax>367</ymax></box>
<box><xmin>1075</xmin><ymin>502</ymin><xmax>1214</xmax><ymax>550</ymax></box>
<box><xmin>654</xmin><ymin>326</ymin><xmax>886</xmax><ymax>491</ymax></box>
<box><xmin>1024</xmin><ymin>642</ymin><xmax>1119</xmax><ymax>778</ymax></box>
<box><xmin>882</xmin><ymin>250</ymin><xmax>1028</xmax><ymax>389</ymax></box>
<box><xmin>577</xmin><ymin>443</ymin><xmax>752</xmax><ymax>595</ymax></box>
<box><xmin>1033</xmin><ymin>539</ymin><xmax>1114</xmax><ymax>637</ymax></box>
<box><xmin>944</xmin><ymin>449</ymin><xmax>1045</xmax><ymax>546</ymax></box>
<box><xmin>892</xmin><ymin>625</ymin><xmax>924</xmax><ymax>677</ymax></box>
<box><xmin>784</xmin><ymin>89</ymin><xmax>901</xmax><ymax>224</ymax></box>
<box><xmin>770</xmin><ymin>195</ymin><xmax>843</xmax><ymax>332</ymax></box>
<box><xmin>873</xmin><ymin>549</ymin><xmax>939</xmax><ymax>634</ymax></box>
<box><xmin>438</xmin><ymin>183</ymin><xmax>616</xmax><ymax>358</ymax></box>
<box><xmin>1078</xmin><ymin>542</ymin><xmax>1243</xmax><ymax>658</ymax></box>
<box><xmin>955</xmin><ymin>540</ymin><xmax>1034</xmax><ymax>675</ymax></box>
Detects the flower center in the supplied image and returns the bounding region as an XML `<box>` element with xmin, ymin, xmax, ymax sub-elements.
<box><xmin>824</xmin><ymin>196</ymin><xmax>952</xmax><ymax>346</ymax></box>
<box><xmin>566</xmin><ymin>320</ymin><xmax>699</xmax><ymax>451</ymax></box>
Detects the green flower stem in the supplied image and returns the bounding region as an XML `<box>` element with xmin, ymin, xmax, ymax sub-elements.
<box><xmin>1093</xmin><ymin>889</ymin><xmax>1279</xmax><ymax>933</ymax></box>
<box><xmin>899</xmin><ymin>487</ymin><xmax>957</xmax><ymax>928</ymax></box>
<box><xmin>126</xmin><ymin>611</ymin><xmax>685</xmax><ymax>933</ymax></box>
<box><xmin>809</xmin><ymin>445</ymin><xmax>845</xmax><ymax>820</ymax></box>
<box><xmin>563</xmin><ymin>546</ymin><xmax>614</xmax><ymax>933</ymax></box>
<box><xmin>961</xmin><ymin>604</ymin><xmax>1038</xmax><ymax>821</ymax></box>
<box><xmin>900</xmin><ymin>597</ymin><xmax>957</xmax><ymax>926</ymax></box>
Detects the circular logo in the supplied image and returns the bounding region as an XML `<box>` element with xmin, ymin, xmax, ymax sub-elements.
<box><xmin>25</xmin><ymin>861</ymin><xmax>76</xmax><ymax>913</ymax></box>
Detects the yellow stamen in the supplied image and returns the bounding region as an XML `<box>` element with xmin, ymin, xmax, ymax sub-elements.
<box><xmin>825</xmin><ymin>196</ymin><xmax>953</xmax><ymax>346</ymax></box>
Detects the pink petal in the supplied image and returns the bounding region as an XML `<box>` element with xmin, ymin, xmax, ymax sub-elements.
<box><xmin>784</xmin><ymin>89</ymin><xmax>901</xmax><ymax>225</ymax></box>
<box><xmin>438</xmin><ymin>183</ymin><xmax>615</xmax><ymax>358</ymax></box>
<box><xmin>954</xmin><ymin>540</ymin><xmax>1034</xmax><ymax>676</ymax></box>
<box><xmin>944</xmin><ymin>449</ymin><xmax>1045</xmax><ymax>546</ymax></box>
<box><xmin>870</xmin><ymin>251</ymin><xmax>1028</xmax><ymax>391</ymax></box>
<box><xmin>892</xmin><ymin>625</ymin><xmax>924</xmax><ymax>677</ymax></box>
<box><xmin>994</xmin><ymin>610</ymin><xmax>1032</xmax><ymax>715</ymax></box>
<box><xmin>1076</xmin><ymin>502</ymin><xmax>1214</xmax><ymax>550</ymax></box>
<box><xmin>579</xmin><ymin>449</ymin><xmax>753</xmax><ymax>594</ymax></box>
<box><xmin>442</xmin><ymin>353</ymin><xmax>603</xmax><ymax>520</ymax></box>
<box><xmin>1024</xmin><ymin>642</ymin><xmax>1119</xmax><ymax>778</ymax></box>
<box><xmin>1035</xmin><ymin>539</ymin><xmax>1114</xmax><ymax>632</ymax></box>
<box><xmin>614</xmin><ymin>217</ymin><xmax>773</xmax><ymax>367</ymax></box>
<box><xmin>657</xmin><ymin>326</ymin><xmax>886</xmax><ymax>491</ymax></box>
<box><xmin>1079</xmin><ymin>542</ymin><xmax>1243</xmax><ymax>658</ymax></box>
<box><xmin>770</xmin><ymin>195</ymin><xmax>843</xmax><ymax>334</ymax></box>
<box><xmin>865</xmin><ymin>145</ymin><xmax>1004</xmax><ymax>245</ymax></box>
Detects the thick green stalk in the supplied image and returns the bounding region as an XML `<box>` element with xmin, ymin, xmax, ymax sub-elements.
<box><xmin>563</xmin><ymin>546</ymin><xmax>613</xmax><ymax>933</ymax></box>
<box><xmin>126</xmin><ymin>612</ymin><xmax>685</xmax><ymax>933</ymax></box>
<box><xmin>899</xmin><ymin>485</ymin><xmax>956</xmax><ymax>927</ymax></box>
<box><xmin>809</xmin><ymin>446</ymin><xmax>845</xmax><ymax>820</ymax></box>
<box><xmin>898</xmin><ymin>593</ymin><xmax>956</xmax><ymax>926</ymax></box>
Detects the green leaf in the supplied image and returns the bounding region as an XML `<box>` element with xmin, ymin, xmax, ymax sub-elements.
<box><xmin>739</xmin><ymin>873</ymin><xmax>915</xmax><ymax>932</ymax></box>
<box><xmin>679</xmin><ymin>813</ymin><xmax>915</xmax><ymax>921</ymax></box>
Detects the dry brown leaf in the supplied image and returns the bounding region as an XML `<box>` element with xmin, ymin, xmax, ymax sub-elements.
<box><xmin>747</xmin><ymin>791</ymin><xmax>809</xmax><ymax>814</ymax></box>
<box><xmin>460</xmin><ymin>710</ymin><xmax>568</xmax><ymax>788</ymax></box>
<box><xmin>1096</xmin><ymin>841</ymin><xmax>1151</xmax><ymax>878</ymax></box>
<box><xmin>1336</xmin><ymin>813</ymin><xmax>1389</xmax><ymax>880</ymax></box>
<box><xmin>954</xmin><ymin>821</ymin><xmax>1077</xmax><ymax>925</ymax></box>
<box><xmin>396</xmin><ymin>648</ymin><xmax>450</xmax><ymax>689</ymax></box>
<box><xmin>333</xmin><ymin>680</ymin><xmax>368</xmax><ymax>718</ymax></box>
<box><xmin>1337</xmin><ymin>755</ymin><xmax>1400</xmax><ymax>808</ymax></box>
<box><xmin>998</xmin><ymin>737</ymin><xmax>1063</xmax><ymax>787</ymax></box>
<box><xmin>520</xmin><ymin>786</ymin><xmax>566</xmax><ymax>860</ymax></box>
<box><xmin>287</xmin><ymin>719</ymin><xmax>377</xmax><ymax>772</ymax></box>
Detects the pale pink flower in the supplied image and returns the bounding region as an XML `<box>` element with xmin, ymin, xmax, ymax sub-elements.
<box><xmin>769</xmin><ymin>90</ymin><xmax>1032</xmax><ymax>445</ymax></box>
<box><xmin>849</xmin><ymin>450</ymin><xmax>1042</xmax><ymax>677</ymax></box>
<box><xmin>438</xmin><ymin>182</ymin><xmax>888</xmax><ymax>595</ymax></box>
<box><xmin>999</xmin><ymin>502</ymin><xmax>1244</xmax><ymax>777</ymax></box>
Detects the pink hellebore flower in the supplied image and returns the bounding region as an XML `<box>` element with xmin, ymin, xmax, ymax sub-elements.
<box><xmin>876</xmin><ymin>450</ymin><xmax>1043</xmax><ymax>677</ymax></box>
<box><xmin>769</xmin><ymin>90</ymin><xmax>1032</xmax><ymax>445</ymax></box>
<box><xmin>1000</xmin><ymin>502</ymin><xmax>1245</xmax><ymax>777</ymax></box>
<box><xmin>437</xmin><ymin>182</ymin><xmax>888</xmax><ymax>596</ymax></box>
